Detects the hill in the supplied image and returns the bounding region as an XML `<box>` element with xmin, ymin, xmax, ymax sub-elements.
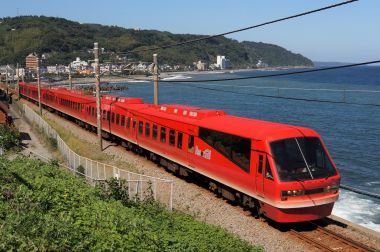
<box><xmin>0</xmin><ymin>16</ymin><xmax>313</xmax><ymax>68</ymax></box>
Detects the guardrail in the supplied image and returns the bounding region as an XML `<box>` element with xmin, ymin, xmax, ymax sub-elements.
<box><xmin>23</xmin><ymin>104</ymin><xmax>173</xmax><ymax>210</ymax></box>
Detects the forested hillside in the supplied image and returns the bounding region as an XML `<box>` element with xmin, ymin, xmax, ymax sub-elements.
<box><xmin>0</xmin><ymin>16</ymin><xmax>313</xmax><ymax>67</ymax></box>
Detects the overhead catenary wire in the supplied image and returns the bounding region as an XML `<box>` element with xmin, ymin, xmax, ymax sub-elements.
<box><xmin>160</xmin><ymin>60</ymin><xmax>380</xmax><ymax>83</ymax></box>
<box><xmin>170</xmin><ymin>82</ymin><xmax>380</xmax><ymax>107</ymax></box>
<box><xmin>125</xmin><ymin>0</ymin><xmax>358</xmax><ymax>54</ymax></box>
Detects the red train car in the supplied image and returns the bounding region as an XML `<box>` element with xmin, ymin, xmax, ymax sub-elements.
<box><xmin>19</xmin><ymin>82</ymin><xmax>341</xmax><ymax>223</ymax></box>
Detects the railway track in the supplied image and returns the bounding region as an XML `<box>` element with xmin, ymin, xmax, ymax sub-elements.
<box><xmin>290</xmin><ymin>221</ymin><xmax>378</xmax><ymax>252</ymax></box>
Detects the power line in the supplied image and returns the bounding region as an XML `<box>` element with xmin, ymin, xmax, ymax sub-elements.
<box><xmin>160</xmin><ymin>60</ymin><xmax>380</xmax><ymax>83</ymax></box>
<box><xmin>126</xmin><ymin>0</ymin><xmax>358</xmax><ymax>53</ymax></box>
<box><xmin>174</xmin><ymin>83</ymin><xmax>380</xmax><ymax>107</ymax></box>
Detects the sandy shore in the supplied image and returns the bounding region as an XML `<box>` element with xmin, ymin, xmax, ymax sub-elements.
<box><xmin>53</xmin><ymin>66</ymin><xmax>311</xmax><ymax>86</ymax></box>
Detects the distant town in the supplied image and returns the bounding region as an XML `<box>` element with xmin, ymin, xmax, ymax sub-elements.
<box><xmin>0</xmin><ymin>52</ymin><xmax>269</xmax><ymax>82</ymax></box>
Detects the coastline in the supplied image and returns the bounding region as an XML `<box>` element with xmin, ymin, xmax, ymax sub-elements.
<box><xmin>53</xmin><ymin>65</ymin><xmax>312</xmax><ymax>85</ymax></box>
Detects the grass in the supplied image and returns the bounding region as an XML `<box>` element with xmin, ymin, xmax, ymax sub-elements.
<box><xmin>0</xmin><ymin>156</ymin><xmax>263</xmax><ymax>251</ymax></box>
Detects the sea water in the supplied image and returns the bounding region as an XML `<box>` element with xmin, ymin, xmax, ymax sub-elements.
<box><xmin>113</xmin><ymin>66</ymin><xmax>380</xmax><ymax>232</ymax></box>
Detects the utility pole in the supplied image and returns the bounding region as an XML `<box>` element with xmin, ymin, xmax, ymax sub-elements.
<box><xmin>153</xmin><ymin>54</ymin><xmax>159</xmax><ymax>105</ymax></box>
<box><xmin>94</xmin><ymin>42</ymin><xmax>102</xmax><ymax>150</ymax></box>
<box><xmin>16</xmin><ymin>63</ymin><xmax>19</xmax><ymax>99</ymax></box>
<box><xmin>5</xmin><ymin>66</ymin><xmax>8</xmax><ymax>95</ymax></box>
<box><xmin>68</xmin><ymin>63</ymin><xmax>73</xmax><ymax>90</ymax></box>
<box><xmin>37</xmin><ymin>56</ymin><xmax>42</xmax><ymax>115</ymax></box>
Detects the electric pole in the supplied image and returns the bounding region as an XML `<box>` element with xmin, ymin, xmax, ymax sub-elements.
<box><xmin>94</xmin><ymin>42</ymin><xmax>102</xmax><ymax>150</ymax></box>
<box><xmin>37</xmin><ymin>56</ymin><xmax>42</xmax><ymax>115</ymax></box>
<box><xmin>16</xmin><ymin>63</ymin><xmax>19</xmax><ymax>99</ymax></box>
<box><xmin>153</xmin><ymin>54</ymin><xmax>159</xmax><ymax>105</ymax></box>
<box><xmin>68</xmin><ymin>63</ymin><xmax>73</xmax><ymax>90</ymax></box>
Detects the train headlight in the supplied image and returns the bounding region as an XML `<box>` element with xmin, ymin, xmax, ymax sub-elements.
<box><xmin>280</xmin><ymin>190</ymin><xmax>305</xmax><ymax>200</ymax></box>
<box><xmin>324</xmin><ymin>183</ymin><xmax>339</xmax><ymax>194</ymax></box>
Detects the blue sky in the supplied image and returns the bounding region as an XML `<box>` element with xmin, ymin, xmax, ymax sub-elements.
<box><xmin>1</xmin><ymin>0</ymin><xmax>379</xmax><ymax>62</ymax></box>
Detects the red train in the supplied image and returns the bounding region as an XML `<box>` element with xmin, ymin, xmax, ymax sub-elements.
<box><xmin>19</xmin><ymin>82</ymin><xmax>340</xmax><ymax>223</ymax></box>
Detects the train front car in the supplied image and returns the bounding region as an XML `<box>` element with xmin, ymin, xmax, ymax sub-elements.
<box><xmin>260</xmin><ymin>127</ymin><xmax>341</xmax><ymax>223</ymax></box>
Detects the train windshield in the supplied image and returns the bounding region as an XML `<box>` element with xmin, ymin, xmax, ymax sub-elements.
<box><xmin>270</xmin><ymin>137</ymin><xmax>337</xmax><ymax>182</ymax></box>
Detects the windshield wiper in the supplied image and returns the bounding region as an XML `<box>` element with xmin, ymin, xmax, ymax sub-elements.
<box><xmin>295</xmin><ymin>138</ymin><xmax>314</xmax><ymax>180</ymax></box>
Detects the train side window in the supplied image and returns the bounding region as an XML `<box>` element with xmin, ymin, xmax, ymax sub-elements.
<box><xmin>116</xmin><ymin>114</ymin><xmax>120</xmax><ymax>125</ymax></box>
<box><xmin>265</xmin><ymin>158</ymin><xmax>274</xmax><ymax>180</ymax></box>
<box><xmin>177</xmin><ymin>132</ymin><xmax>183</xmax><ymax>149</ymax></box>
<box><xmin>188</xmin><ymin>135</ymin><xmax>194</xmax><ymax>153</ymax></box>
<box><xmin>111</xmin><ymin>112</ymin><xmax>115</xmax><ymax>123</ymax></box>
<box><xmin>160</xmin><ymin>127</ymin><xmax>166</xmax><ymax>143</ymax></box>
<box><xmin>258</xmin><ymin>155</ymin><xmax>263</xmax><ymax>174</ymax></box>
<box><xmin>107</xmin><ymin>111</ymin><xmax>110</xmax><ymax>121</ymax></box>
<box><xmin>121</xmin><ymin>115</ymin><xmax>125</xmax><ymax>126</ymax></box>
<box><xmin>138</xmin><ymin>121</ymin><xmax>143</xmax><ymax>134</ymax></box>
<box><xmin>145</xmin><ymin>123</ymin><xmax>150</xmax><ymax>137</ymax></box>
<box><xmin>102</xmin><ymin>110</ymin><xmax>106</xmax><ymax>120</ymax></box>
<box><xmin>132</xmin><ymin>119</ymin><xmax>136</xmax><ymax>129</ymax></box>
<box><xmin>126</xmin><ymin>117</ymin><xmax>131</xmax><ymax>128</ymax></box>
<box><xmin>152</xmin><ymin>125</ymin><xmax>158</xmax><ymax>139</ymax></box>
<box><xmin>91</xmin><ymin>107</ymin><xmax>95</xmax><ymax>116</ymax></box>
<box><xmin>169</xmin><ymin>129</ymin><xmax>175</xmax><ymax>146</ymax></box>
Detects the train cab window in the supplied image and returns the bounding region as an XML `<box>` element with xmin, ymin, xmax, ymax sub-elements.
<box><xmin>152</xmin><ymin>125</ymin><xmax>158</xmax><ymax>139</ymax></box>
<box><xmin>116</xmin><ymin>114</ymin><xmax>120</xmax><ymax>125</ymax></box>
<box><xmin>111</xmin><ymin>113</ymin><xmax>115</xmax><ymax>123</ymax></box>
<box><xmin>169</xmin><ymin>129</ymin><xmax>175</xmax><ymax>146</ymax></box>
<box><xmin>107</xmin><ymin>111</ymin><xmax>110</xmax><ymax>121</ymax></box>
<box><xmin>121</xmin><ymin>115</ymin><xmax>125</xmax><ymax>126</ymax></box>
<box><xmin>132</xmin><ymin>119</ymin><xmax>136</xmax><ymax>129</ymax></box>
<box><xmin>160</xmin><ymin>127</ymin><xmax>166</xmax><ymax>143</ymax></box>
<box><xmin>265</xmin><ymin>158</ymin><xmax>274</xmax><ymax>180</ymax></box>
<box><xmin>145</xmin><ymin>123</ymin><xmax>150</xmax><ymax>137</ymax></box>
<box><xmin>258</xmin><ymin>155</ymin><xmax>263</xmax><ymax>174</ymax></box>
<box><xmin>126</xmin><ymin>117</ymin><xmax>131</xmax><ymax>128</ymax></box>
<box><xmin>188</xmin><ymin>135</ymin><xmax>194</xmax><ymax>153</ymax></box>
<box><xmin>138</xmin><ymin>121</ymin><xmax>143</xmax><ymax>134</ymax></box>
<box><xmin>177</xmin><ymin>132</ymin><xmax>183</xmax><ymax>149</ymax></box>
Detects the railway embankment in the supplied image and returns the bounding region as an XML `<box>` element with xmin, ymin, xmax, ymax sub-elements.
<box><xmin>15</xmin><ymin>99</ymin><xmax>380</xmax><ymax>252</ymax></box>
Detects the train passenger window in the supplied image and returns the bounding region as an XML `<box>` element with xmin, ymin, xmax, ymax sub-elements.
<box><xmin>153</xmin><ymin>125</ymin><xmax>158</xmax><ymax>139</ymax></box>
<box><xmin>121</xmin><ymin>115</ymin><xmax>125</xmax><ymax>126</ymax></box>
<box><xmin>160</xmin><ymin>127</ymin><xmax>166</xmax><ymax>143</ymax></box>
<box><xmin>116</xmin><ymin>114</ymin><xmax>120</xmax><ymax>125</ymax></box>
<box><xmin>145</xmin><ymin>123</ymin><xmax>150</xmax><ymax>137</ymax></box>
<box><xmin>111</xmin><ymin>113</ymin><xmax>115</xmax><ymax>123</ymax></box>
<box><xmin>199</xmin><ymin>127</ymin><xmax>251</xmax><ymax>173</ymax></box>
<box><xmin>265</xmin><ymin>158</ymin><xmax>274</xmax><ymax>180</ymax></box>
<box><xmin>107</xmin><ymin>111</ymin><xmax>110</xmax><ymax>121</ymax></box>
<box><xmin>102</xmin><ymin>110</ymin><xmax>106</xmax><ymax>120</ymax></box>
<box><xmin>91</xmin><ymin>107</ymin><xmax>95</xmax><ymax>116</ymax></box>
<box><xmin>177</xmin><ymin>132</ymin><xmax>183</xmax><ymax>149</ymax></box>
<box><xmin>133</xmin><ymin>119</ymin><xmax>136</xmax><ymax>129</ymax></box>
<box><xmin>126</xmin><ymin>117</ymin><xmax>131</xmax><ymax>128</ymax></box>
<box><xmin>169</xmin><ymin>129</ymin><xmax>175</xmax><ymax>146</ymax></box>
<box><xmin>188</xmin><ymin>135</ymin><xmax>194</xmax><ymax>153</ymax></box>
<box><xmin>138</xmin><ymin>121</ymin><xmax>143</xmax><ymax>134</ymax></box>
<box><xmin>258</xmin><ymin>155</ymin><xmax>263</xmax><ymax>174</ymax></box>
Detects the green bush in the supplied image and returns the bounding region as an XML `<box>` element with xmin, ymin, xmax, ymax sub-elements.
<box><xmin>0</xmin><ymin>157</ymin><xmax>262</xmax><ymax>251</ymax></box>
<box><xmin>0</xmin><ymin>125</ymin><xmax>20</xmax><ymax>151</ymax></box>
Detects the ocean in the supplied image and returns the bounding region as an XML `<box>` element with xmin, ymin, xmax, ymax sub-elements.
<box><xmin>112</xmin><ymin>66</ymin><xmax>380</xmax><ymax>232</ymax></box>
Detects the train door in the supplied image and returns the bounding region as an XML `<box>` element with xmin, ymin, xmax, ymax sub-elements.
<box><xmin>256</xmin><ymin>153</ymin><xmax>265</xmax><ymax>198</ymax></box>
<box><xmin>131</xmin><ymin>118</ymin><xmax>137</xmax><ymax>142</ymax></box>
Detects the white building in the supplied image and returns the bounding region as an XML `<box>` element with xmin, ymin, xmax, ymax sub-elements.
<box><xmin>216</xmin><ymin>55</ymin><xmax>231</xmax><ymax>69</ymax></box>
<box><xmin>71</xmin><ymin>57</ymin><xmax>88</xmax><ymax>70</ymax></box>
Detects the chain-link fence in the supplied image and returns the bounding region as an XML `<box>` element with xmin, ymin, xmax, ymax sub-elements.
<box><xmin>23</xmin><ymin>104</ymin><xmax>173</xmax><ymax>209</ymax></box>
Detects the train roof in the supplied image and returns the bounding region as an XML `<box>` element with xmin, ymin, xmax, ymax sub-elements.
<box><xmin>20</xmin><ymin>83</ymin><xmax>317</xmax><ymax>141</ymax></box>
<box><xmin>129</xmin><ymin>103</ymin><xmax>317</xmax><ymax>141</ymax></box>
